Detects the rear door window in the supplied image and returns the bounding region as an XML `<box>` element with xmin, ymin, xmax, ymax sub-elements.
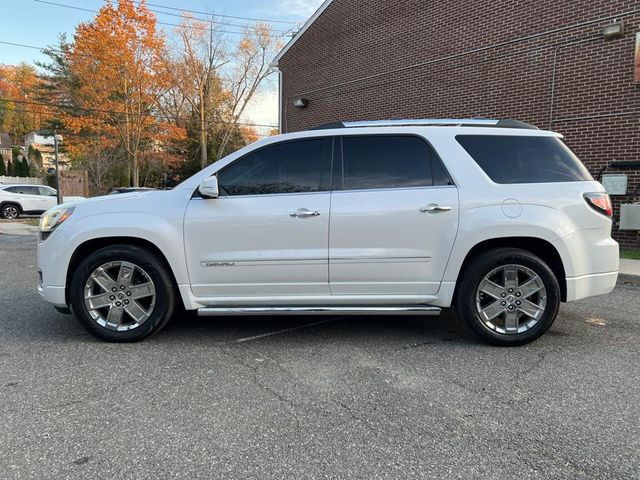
<box><xmin>337</xmin><ymin>135</ymin><xmax>453</xmax><ymax>190</ymax></box>
<box><xmin>456</xmin><ymin>135</ymin><xmax>592</xmax><ymax>184</ymax></box>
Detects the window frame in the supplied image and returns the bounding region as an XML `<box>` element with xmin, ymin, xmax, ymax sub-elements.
<box><xmin>333</xmin><ymin>134</ymin><xmax>455</xmax><ymax>193</ymax></box>
<box><xmin>214</xmin><ymin>136</ymin><xmax>335</xmax><ymax>198</ymax></box>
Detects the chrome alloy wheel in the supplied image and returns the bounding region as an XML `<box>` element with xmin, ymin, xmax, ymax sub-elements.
<box><xmin>3</xmin><ymin>205</ymin><xmax>19</xmax><ymax>219</ymax></box>
<box><xmin>83</xmin><ymin>261</ymin><xmax>156</xmax><ymax>331</ymax></box>
<box><xmin>475</xmin><ymin>264</ymin><xmax>547</xmax><ymax>335</ymax></box>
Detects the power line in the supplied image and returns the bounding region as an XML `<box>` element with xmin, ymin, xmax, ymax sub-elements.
<box><xmin>0</xmin><ymin>41</ymin><xmax>280</xmax><ymax>131</ymax></box>
<box><xmin>142</xmin><ymin>1</ymin><xmax>300</xmax><ymax>25</ymax></box>
<box><xmin>34</xmin><ymin>0</ymin><xmax>289</xmax><ymax>36</ymax></box>
<box><xmin>0</xmin><ymin>97</ymin><xmax>278</xmax><ymax>129</ymax></box>
<box><xmin>0</xmin><ymin>40</ymin><xmax>94</xmax><ymax>59</ymax></box>
<box><xmin>0</xmin><ymin>101</ymin><xmax>275</xmax><ymax>138</ymax></box>
<box><xmin>116</xmin><ymin>1</ymin><xmax>291</xmax><ymax>34</ymax></box>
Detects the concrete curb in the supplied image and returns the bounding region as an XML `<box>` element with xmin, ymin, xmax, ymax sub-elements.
<box><xmin>618</xmin><ymin>274</ymin><xmax>640</xmax><ymax>286</ymax></box>
<box><xmin>619</xmin><ymin>258</ymin><xmax>640</xmax><ymax>278</ymax></box>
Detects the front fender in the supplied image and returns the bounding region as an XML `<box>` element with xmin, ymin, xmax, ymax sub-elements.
<box><xmin>40</xmin><ymin>211</ymin><xmax>188</xmax><ymax>289</ymax></box>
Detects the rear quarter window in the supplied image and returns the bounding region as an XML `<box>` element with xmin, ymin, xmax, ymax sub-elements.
<box><xmin>456</xmin><ymin>135</ymin><xmax>593</xmax><ymax>184</ymax></box>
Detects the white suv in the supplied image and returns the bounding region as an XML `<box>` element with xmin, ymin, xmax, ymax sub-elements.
<box><xmin>0</xmin><ymin>184</ymin><xmax>84</xmax><ymax>219</ymax></box>
<box><xmin>36</xmin><ymin>119</ymin><xmax>619</xmax><ymax>345</ymax></box>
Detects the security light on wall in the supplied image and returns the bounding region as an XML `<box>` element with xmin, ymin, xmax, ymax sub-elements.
<box><xmin>293</xmin><ymin>98</ymin><xmax>309</xmax><ymax>109</ymax></box>
<box><xmin>602</xmin><ymin>21</ymin><xmax>624</xmax><ymax>40</ymax></box>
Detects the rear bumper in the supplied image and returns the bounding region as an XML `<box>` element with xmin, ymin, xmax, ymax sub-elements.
<box><xmin>553</xmin><ymin>225</ymin><xmax>619</xmax><ymax>302</ymax></box>
<box><xmin>565</xmin><ymin>271</ymin><xmax>618</xmax><ymax>302</ymax></box>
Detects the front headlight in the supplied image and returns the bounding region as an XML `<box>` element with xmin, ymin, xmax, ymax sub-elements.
<box><xmin>40</xmin><ymin>206</ymin><xmax>75</xmax><ymax>233</ymax></box>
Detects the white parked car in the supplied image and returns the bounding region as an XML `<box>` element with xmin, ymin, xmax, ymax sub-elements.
<box><xmin>0</xmin><ymin>184</ymin><xmax>85</xmax><ymax>219</ymax></box>
<box><xmin>37</xmin><ymin>119</ymin><xmax>619</xmax><ymax>345</ymax></box>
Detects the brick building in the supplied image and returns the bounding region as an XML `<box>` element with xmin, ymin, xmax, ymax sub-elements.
<box><xmin>273</xmin><ymin>0</ymin><xmax>640</xmax><ymax>247</ymax></box>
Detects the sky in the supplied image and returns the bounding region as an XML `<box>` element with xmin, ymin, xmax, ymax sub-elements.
<box><xmin>0</xmin><ymin>0</ymin><xmax>325</xmax><ymax>129</ymax></box>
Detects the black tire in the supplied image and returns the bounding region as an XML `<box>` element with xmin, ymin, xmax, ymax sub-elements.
<box><xmin>1</xmin><ymin>204</ymin><xmax>21</xmax><ymax>220</ymax></box>
<box><xmin>455</xmin><ymin>248</ymin><xmax>560</xmax><ymax>346</ymax></box>
<box><xmin>70</xmin><ymin>244</ymin><xmax>176</xmax><ymax>342</ymax></box>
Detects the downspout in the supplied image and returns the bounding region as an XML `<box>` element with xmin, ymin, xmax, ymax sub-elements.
<box><xmin>277</xmin><ymin>68</ymin><xmax>283</xmax><ymax>134</ymax></box>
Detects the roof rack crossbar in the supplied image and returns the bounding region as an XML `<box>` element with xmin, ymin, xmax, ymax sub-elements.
<box><xmin>311</xmin><ymin>118</ymin><xmax>538</xmax><ymax>130</ymax></box>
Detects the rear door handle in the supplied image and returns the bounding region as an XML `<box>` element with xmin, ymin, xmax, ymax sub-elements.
<box><xmin>290</xmin><ymin>208</ymin><xmax>320</xmax><ymax>218</ymax></box>
<box><xmin>419</xmin><ymin>205</ymin><xmax>452</xmax><ymax>214</ymax></box>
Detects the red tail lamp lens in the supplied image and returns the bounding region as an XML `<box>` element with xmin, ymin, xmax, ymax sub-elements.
<box><xmin>584</xmin><ymin>193</ymin><xmax>613</xmax><ymax>218</ymax></box>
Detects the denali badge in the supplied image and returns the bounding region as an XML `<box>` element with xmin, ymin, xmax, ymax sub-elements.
<box><xmin>201</xmin><ymin>261</ymin><xmax>236</xmax><ymax>267</ymax></box>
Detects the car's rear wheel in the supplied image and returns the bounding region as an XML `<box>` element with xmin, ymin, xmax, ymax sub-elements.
<box><xmin>1</xmin><ymin>204</ymin><xmax>20</xmax><ymax>219</ymax></box>
<box><xmin>455</xmin><ymin>248</ymin><xmax>560</xmax><ymax>346</ymax></box>
<box><xmin>70</xmin><ymin>245</ymin><xmax>176</xmax><ymax>342</ymax></box>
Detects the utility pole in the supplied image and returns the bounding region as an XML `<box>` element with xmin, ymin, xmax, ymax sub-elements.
<box><xmin>54</xmin><ymin>133</ymin><xmax>63</xmax><ymax>205</ymax></box>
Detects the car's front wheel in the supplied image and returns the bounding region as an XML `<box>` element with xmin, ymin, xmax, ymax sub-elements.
<box><xmin>455</xmin><ymin>248</ymin><xmax>561</xmax><ymax>346</ymax></box>
<box><xmin>1</xmin><ymin>204</ymin><xmax>20</xmax><ymax>219</ymax></box>
<box><xmin>69</xmin><ymin>245</ymin><xmax>176</xmax><ymax>342</ymax></box>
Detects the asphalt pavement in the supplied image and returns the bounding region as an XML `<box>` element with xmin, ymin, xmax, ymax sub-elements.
<box><xmin>0</xmin><ymin>235</ymin><xmax>639</xmax><ymax>479</ymax></box>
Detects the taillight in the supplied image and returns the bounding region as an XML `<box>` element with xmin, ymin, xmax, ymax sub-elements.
<box><xmin>584</xmin><ymin>192</ymin><xmax>613</xmax><ymax>218</ymax></box>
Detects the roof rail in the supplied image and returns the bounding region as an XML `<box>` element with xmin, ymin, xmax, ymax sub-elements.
<box><xmin>310</xmin><ymin>118</ymin><xmax>538</xmax><ymax>130</ymax></box>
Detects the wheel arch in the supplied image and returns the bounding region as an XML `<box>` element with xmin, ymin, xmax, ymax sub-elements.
<box><xmin>453</xmin><ymin>237</ymin><xmax>567</xmax><ymax>302</ymax></box>
<box><xmin>0</xmin><ymin>201</ymin><xmax>23</xmax><ymax>213</ymax></box>
<box><xmin>65</xmin><ymin>236</ymin><xmax>183</xmax><ymax>309</ymax></box>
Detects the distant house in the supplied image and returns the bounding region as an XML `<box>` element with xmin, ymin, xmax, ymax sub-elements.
<box><xmin>24</xmin><ymin>132</ymin><xmax>66</xmax><ymax>170</ymax></box>
<box><xmin>24</xmin><ymin>132</ymin><xmax>57</xmax><ymax>148</ymax></box>
<box><xmin>0</xmin><ymin>133</ymin><xmax>12</xmax><ymax>160</ymax></box>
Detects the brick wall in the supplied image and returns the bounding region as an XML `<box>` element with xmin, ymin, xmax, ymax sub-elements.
<box><xmin>278</xmin><ymin>0</ymin><xmax>640</xmax><ymax>247</ymax></box>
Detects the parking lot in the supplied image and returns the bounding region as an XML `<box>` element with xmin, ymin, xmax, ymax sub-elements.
<box><xmin>1</xmin><ymin>234</ymin><xmax>639</xmax><ymax>479</ymax></box>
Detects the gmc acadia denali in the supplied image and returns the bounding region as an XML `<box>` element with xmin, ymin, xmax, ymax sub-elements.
<box><xmin>36</xmin><ymin>119</ymin><xmax>619</xmax><ymax>345</ymax></box>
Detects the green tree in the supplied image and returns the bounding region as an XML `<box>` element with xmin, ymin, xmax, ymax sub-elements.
<box><xmin>0</xmin><ymin>153</ymin><xmax>5</xmax><ymax>175</ymax></box>
<box><xmin>6</xmin><ymin>158</ymin><xmax>13</xmax><ymax>176</ymax></box>
<box><xmin>14</xmin><ymin>158</ymin><xmax>24</xmax><ymax>177</ymax></box>
<box><xmin>13</xmin><ymin>157</ymin><xmax>22</xmax><ymax>176</ymax></box>
<box><xmin>20</xmin><ymin>157</ymin><xmax>30</xmax><ymax>177</ymax></box>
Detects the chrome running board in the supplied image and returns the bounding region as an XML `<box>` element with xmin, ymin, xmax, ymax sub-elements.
<box><xmin>197</xmin><ymin>305</ymin><xmax>442</xmax><ymax>316</ymax></box>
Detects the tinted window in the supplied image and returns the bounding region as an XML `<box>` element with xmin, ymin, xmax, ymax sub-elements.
<box><xmin>456</xmin><ymin>135</ymin><xmax>593</xmax><ymax>184</ymax></box>
<box><xmin>432</xmin><ymin>154</ymin><xmax>455</xmax><ymax>187</ymax></box>
<box><xmin>38</xmin><ymin>187</ymin><xmax>56</xmax><ymax>196</ymax></box>
<box><xmin>340</xmin><ymin>136</ymin><xmax>438</xmax><ymax>190</ymax></box>
<box><xmin>218</xmin><ymin>138</ymin><xmax>331</xmax><ymax>196</ymax></box>
<box><xmin>7</xmin><ymin>186</ymin><xmax>39</xmax><ymax>195</ymax></box>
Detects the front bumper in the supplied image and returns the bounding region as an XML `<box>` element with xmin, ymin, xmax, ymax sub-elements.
<box><xmin>37</xmin><ymin>224</ymin><xmax>75</xmax><ymax>308</ymax></box>
<box><xmin>37</xmin><ymin>283</ymin><xmax>67</xmax><ymax>308</ymax></box>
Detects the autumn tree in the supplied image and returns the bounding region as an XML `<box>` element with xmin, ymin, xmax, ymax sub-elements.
<box><xmin>74</xmin><ymin>140</ymin><xmax>125</xmax><ymax>195</ymax></box>
<box><xmin>165</xmin><ymin>16</ymin><xmax>228</xmax><ymax>169</ymax></box>
<box><xmin>165</xmin><ymin>18</ymin><xmax>279</xmax><ymax>167</ymax></box>
<box><xmin>215</xmin><ymin>24</ymin><xmax>279</xmax><ymax>160</ymax></box>
<box><xmin>68</xmin><ymin>0</ymin><xmax>169</xmax><ymax>186</ymax></box>
<box><xmin>0</xmin><ymin>63</ymin><xmax>43</xmax><ymax>140</ymax></box>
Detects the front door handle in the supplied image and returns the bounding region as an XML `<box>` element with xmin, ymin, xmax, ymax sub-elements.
<box><xmin>290</xmin><ymin>208</ymin><xmax>320</xmax><ymax>218</ymax></box>
<box><xmin>419</xmin><ymin>205</ymin><xmax>452</xmax><ymax>214</ymax></box>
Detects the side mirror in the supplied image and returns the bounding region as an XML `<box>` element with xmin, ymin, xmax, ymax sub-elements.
<box><xmin>199</xmin><ymin>176</ymin><xmax>219</xmax><ymax>198</ymax></box>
